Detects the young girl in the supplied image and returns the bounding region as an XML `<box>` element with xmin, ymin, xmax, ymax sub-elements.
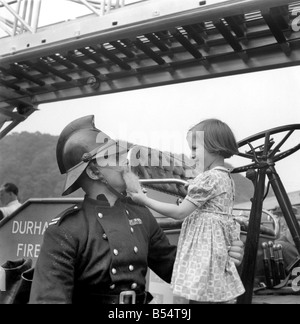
<box><xmin>125</xmin><ymin>119</ymin><xmax>245</xmax><ymax>304</ymax></box>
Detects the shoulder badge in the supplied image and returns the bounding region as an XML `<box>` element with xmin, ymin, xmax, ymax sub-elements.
<box><xmin>48</xmin><ymin>205</ymin><xmax>82</xmax><ymax>226</ymax></box>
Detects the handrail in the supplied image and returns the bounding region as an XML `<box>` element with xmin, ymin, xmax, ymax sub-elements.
<box><xmin>139</xmin><ymin>179</ymin><xmax>279</xmax><ymax>237</ymax></box>
<box><xmin>234</xmin><ymin>208</ymin><xmax>280</xmax><ymax>239</ymax></box>
<box><xmin>140</xmin><ymin>178</ymin><xmax>189</xmax><ymax>187</ymax></box>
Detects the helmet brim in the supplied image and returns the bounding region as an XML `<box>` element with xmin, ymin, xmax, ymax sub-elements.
<box><xmin>61</xmin><ymin>139</ymin><xmax>131</xmax><ymax>196</ymax></box>
<box><xmin>62</xmin><ymin>161</ymin><xmax>88</xmax><ymax>196</ymax></box>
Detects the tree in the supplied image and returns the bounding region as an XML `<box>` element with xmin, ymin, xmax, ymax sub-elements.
<box><xmin>0</xmin><ymin>132</ymin><xmax>255</xmax><ymax>204</ymax></box>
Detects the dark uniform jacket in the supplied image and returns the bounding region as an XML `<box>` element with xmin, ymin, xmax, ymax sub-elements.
<box><xmin>29</xmin><ymin>195</ymin><xmax>177</xmax><ymax>304</ymax></box>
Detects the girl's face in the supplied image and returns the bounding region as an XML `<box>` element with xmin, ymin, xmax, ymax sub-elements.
<box><xmin>187</xmin><ymin>129</ymin><xmax>218</xmax><ymax>172</ymax></box>
<box><xmin>187</xmin><ymin>130</ymin><xmax>205</xmax><ymax>173</ymax></box>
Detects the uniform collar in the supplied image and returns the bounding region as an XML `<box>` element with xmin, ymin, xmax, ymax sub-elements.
<box><xmin>84</xmin><ymin>194</ymin><xmax>134</xmax><ymax>208</ymax></box>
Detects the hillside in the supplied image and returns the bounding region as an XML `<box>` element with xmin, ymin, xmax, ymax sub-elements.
<box><xmin>0</xmin><ymin>132</ymin><xmax>254</xmax><ymax>204</ymax></box>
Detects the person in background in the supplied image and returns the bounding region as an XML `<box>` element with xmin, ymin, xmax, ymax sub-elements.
<box><xmin>0</xmin><ymin>183</ymin><xmax>22</xmax><ymax>221</ymax></box>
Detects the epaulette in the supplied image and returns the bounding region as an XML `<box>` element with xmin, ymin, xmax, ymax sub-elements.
<box><xmin>48</xmin><ymin>204</ymin><xmax>82</xmax><ymax>226</ymax></box>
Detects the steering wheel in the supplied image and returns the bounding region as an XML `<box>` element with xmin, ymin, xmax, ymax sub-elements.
<box><xmin>232</xmin><ymin>124</ymin><xmax>300</xmax><ymax>174</ymax></box>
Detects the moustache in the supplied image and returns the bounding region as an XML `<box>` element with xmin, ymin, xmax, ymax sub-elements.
<box><xmin>122</xmin><ymin>169</ymin><xmax>141</xmax><ymax>194</ymax></box>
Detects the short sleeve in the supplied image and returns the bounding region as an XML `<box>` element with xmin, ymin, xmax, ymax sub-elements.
<box><xmin>186</xmin><ymin>172</ymin><xmax>216</xmax><ymax>208</ymax></box>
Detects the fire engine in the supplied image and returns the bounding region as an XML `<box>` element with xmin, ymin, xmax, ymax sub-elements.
<box><xmin>0</xmin><ymin>0</ymin><xmax>300</xmax><ymax>304</ymax></box>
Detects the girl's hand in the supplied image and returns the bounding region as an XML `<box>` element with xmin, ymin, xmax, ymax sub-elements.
<box><xmin>123</xmin><ymin>170</ymin><xmax>147</xmax><ymax>205</ymax></box>
<box><xmin>229</xmin><ymin>241</ymin><xmax>245</xmax><ymax>267</ymax></box>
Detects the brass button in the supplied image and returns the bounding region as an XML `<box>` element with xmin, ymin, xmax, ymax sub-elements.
<box><xmin>134</xmin><ymin>247</ymin><xmax>138</xmax><ymax>254</ymax></box>
<box><xmin>112</xmin><ymin>268</ymin><xmax>117</xmax><ymax>275</ymax></box>
<box><xmin>125</xmin><ymin>210</ymin><xmax>129</xmax><ymax>215</ymax></box>
<box><xmin>110</xmin><ymin>284</ymin><xmax>116</xmax><ymax>290</ymax></box>
<box><xmin>98</xmin><ymin>213</ymin><xmax>103</xmax><ymax>219</ymax></box>
<box><xmin>131</xmin><ymin>283</ymin><xmax>137</xmax><ymax>290</ymax></box>
<box><xmin>129</xmin><ymin>265</ymin><xmax>134</xmax><ymax>272</ymax></box>
<box><xmin>113</xmin><ymin>249</ymin><xmax>119</xmax><ymax>256</ymax></box>
<box><xmin>130</xmin><ymin>227</ymin><xmax>134</xmax><ymax>233</ymax></box>
<box><xmin>102</xmin><ymin>234</ymin><xmax>108</xmax><ymax>240</ymax></box>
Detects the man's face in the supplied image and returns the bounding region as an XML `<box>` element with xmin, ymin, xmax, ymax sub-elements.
<box><xmin>100</xmin><ymin>166</ymin><xmax>127</xmax><ymax>192</ymax></box>
<box><xmin>95</xmin><ymin>149</ymin><xmax>129</xmax><ymax>193</ymax></box>
<box><xmin>0</xmin><ymin>187</ymin><xmax>10</xmax><ymax>206</ymax></box>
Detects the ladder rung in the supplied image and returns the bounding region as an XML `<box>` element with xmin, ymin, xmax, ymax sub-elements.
<box><xmin>65</xmin><ymin>52</ymin><xmax>101</xmax><ymax>77</ymax></box>
<box><xmin>49</xmin><ymin>54</ymin><xmax>76</xmax><ymax>70</ymax></box>
<box><xmin>172</xmin><ymin>29</ymin><xmax>205</xmax><ymax>60</ymax></box>
<box><xmin>262</xmin><ymin>13</ymin><xmax>287</xmax><ymax>44</ymax></box>
<box><xmin>94</xmin><ymin>45</ymin><xmax>132</xmax><ymax>71</ymax></box>
<box><xmin>182</xmin><ymin>25</ymin><xmax>209</xmax><ymax>52</ymax></box>
<box><xmin>20</xmin><ymin>60</ymin><xmax>48</xmax><ymax>75</ymax></box>
<box><xmin>214</xmin><ymin>19</ymin><xmax>243</xmax><ymax>53</ymax></box>
<box><xmin>190</xmin><ymin>23</ymin><xmax>208</xmax><ymax>38</ymax></box>
<box><xmin>224</xmin><ymin>16</ymin><xmax>246</xmax><ymax>38</ymax></box>
<box><xmin>110</xmin><ymin>41</ymin><xmax>135</xmax><ymax>59</ymax></box>
<box><xmin>145</xmin><ymin>33</ymin><xmax>169</xmax><ymax>52</ymax></box>
<box><xmin>270</xmin><ymin>6</ymin><xmax>290</xmax><ymax>30</ymax></box>
<box><xmin>172</xmin><ymin>30</ymin><xmax>210</xmax><ymax>70</ymax></box>
<box><xmin>7</xmin><ymin>65</ymin><xmax>45</xmax><ymax>87</ymax></box>
<box><xmin>20</xmin><ymin>59</ymin><xmax>72</xmax><ymax>83</ymax></box>
<box><xmin>37</xmin><ymin>59</ymin><xmax>73</xmax><ymax>82</ymax></box>
<box><xmin>0</xmin><ymin>79</ymin><xmax>25</xmax><ymax>93</ymax></box>
<box><xmin>48</xmin><ymin>80</ymin><xmax>80</xmax><ymax>91</ymax></box>
<box><xmin>262</xmin><ymin>11</ymin><xmax>291</xmax><ymax>56</ymax></box>
<box><xmin>134</xmin><ymin>38</ymin><xmax>166</xmax><ymax>66</ymax></box>
<box><xmin>78</xmin><ymin>47</ymin><xmax>104</xmax><ymax>64</ymax></box>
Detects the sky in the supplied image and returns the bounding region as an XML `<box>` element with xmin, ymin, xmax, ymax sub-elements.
<box><xmin>1</xmin><ymin>0</ymin><xmax>300</xmax><ymax>194</ymax></box>
<box><xmin>11</xmin><ymin>66</ymin><xmax>300</xmax><ymax>195</ymax></box>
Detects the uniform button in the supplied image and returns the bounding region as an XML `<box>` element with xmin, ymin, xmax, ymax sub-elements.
<box><xmin>125</xmin><ymin>210</ymin><xmax>129</xmax><ymax>215</ymax></box>
<box><xmin>74</xmin><ymin>206</ymin><xmax>78</xmax><ymax>210</ymax></box>
<box><xmin>110</xmin><ymin>284</ymin><xmax>116</xmax><ymax>290</ymax></box>
<box><xmin>129</xmin><ymin>265</ymin><xmax>134</xmax><ymax>272</ymax></box>
<box><xmin>113</xmin><ymin>249</ymin><xmax>119</xmax><ymax>256</ymax></box>
<box><xmin>131</xmin><ymin>283</ymin><xmax>138</xmax><ymax>290</ymax></box>
<box><xmin>98</xmin><ymin>213</ymin><xmax>103</xmax><ymax>219</ymax></box>
<box><xmin>102</xmin><ymin>234</ymin><xmax>108</xmax><ymax>240</ymax></box>
<box><xmin>112</xmin><ymin>268</ymin><xmax>117</xmax><ymax>275</ymax></box>
<box><xmin>134</xmin><ymin>247</ymin><xmax>138</xmax><ymax>254</ymax></box>
<box><xmin>130</xmin><ymin>227</ymin><xmax>134</xmax><ymax>233</ymax></box>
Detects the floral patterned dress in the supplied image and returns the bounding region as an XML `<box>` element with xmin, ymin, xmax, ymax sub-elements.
<box><xmin>171</xmin><ymin>167</ymin><xmax>245</xmax><ymax>303</ymax></box>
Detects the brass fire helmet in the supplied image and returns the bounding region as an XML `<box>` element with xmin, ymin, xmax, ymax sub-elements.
<box><xmin>56</xmin><ymin>115</ymin><xmax>129</xmax><ymax>196</ymax></box>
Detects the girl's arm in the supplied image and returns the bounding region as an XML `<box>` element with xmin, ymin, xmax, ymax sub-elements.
<box><xmin>130</xmin><ymin>192</ymin><xmax>197</xmax><ymax>221</ymax></box>
<box><xmin>124</xmin><ymin>171</ymin><xmax>197</xmax><ymax>220</ymax></box>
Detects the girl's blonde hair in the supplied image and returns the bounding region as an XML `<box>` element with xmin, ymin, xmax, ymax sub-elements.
<box><xmin>189</xmin><ymin>119</ymin><xmax>239</xmax><ymax>159</ymax></box>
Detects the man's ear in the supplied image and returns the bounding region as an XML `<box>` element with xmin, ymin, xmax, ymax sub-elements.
<box><xmin>86</xmin><ymin>162</ymin><xmax>104</xmax><ymax>181</ymax></box>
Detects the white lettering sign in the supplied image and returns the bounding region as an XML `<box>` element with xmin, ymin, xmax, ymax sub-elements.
<box><xmin>16</xmin><ymin>244</ymin><xmax>41</xmax><ymax>259</ymax></box>
<box><xmin>12</xmin><ymin>221</ymin><xmax>48</xmax><ymax>236</ymax></box>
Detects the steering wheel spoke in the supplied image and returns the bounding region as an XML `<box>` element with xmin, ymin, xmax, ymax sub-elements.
<box><xmin>237</xmin><ymin>151</ymin><xmax>255</xmax><ymax>160</ymax></box>
<box><xmin>233</xmin><ymin>125</ymin><xmax>300</xmax><ymax>173</ymax></box>
<box><xmin>269</xmin><ymin>130</ymin><xmax>294</xmax><ymax>159</ymax></box>
<box><xmin>232</xmin><ymin>163</ymin><xmax>257</xmax><ymax>174</ymax></box>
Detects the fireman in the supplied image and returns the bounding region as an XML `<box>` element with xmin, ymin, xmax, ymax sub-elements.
<box><xmin>29</xmin><ymin>115</ymin><xmax>244</xmax><ymax>304</ymax></box>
